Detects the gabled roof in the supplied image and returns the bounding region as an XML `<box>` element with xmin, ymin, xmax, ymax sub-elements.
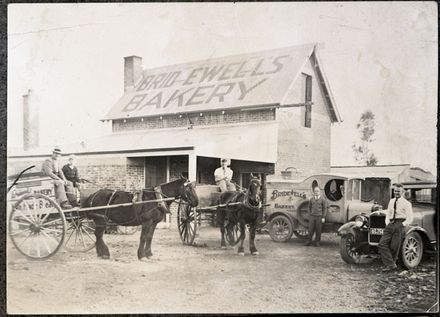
<box><xmin>103</xmin><ymin>43</ymin><xmax>341</xmax><ymax>122</ymax></box>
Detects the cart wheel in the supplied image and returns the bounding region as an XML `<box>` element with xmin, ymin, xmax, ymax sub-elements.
<box><xmin>117</xmin><ymin>225</ymin><xmax>139</xmax><ymax>235</ymax></box>
<box><xmin>177</xmin><ymin>202</ymin><xmax>197</xmax><ymax>245</ymax></box>
<box><xmin>64</xmin><ymin>210</ymin><xmax>96</xmax><ymax>252</ymax></box>
<box><xmin>226</xmin><ymin>223</ymin><xmax>241</xmax><ymax>245</ymax></box>
<box><xmin>9</xmin><ymin>193</ymin><xmax>66</xmax><ymax>260</ymax></box>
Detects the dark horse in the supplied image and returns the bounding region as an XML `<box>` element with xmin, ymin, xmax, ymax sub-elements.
<box><xmin>84</xmin><ymin>177</ymin><xmax>199</xmax><ymax>260</ymax></box>
<box><xmin>217</xmin><ymin>175</ymin><xmax>262</xmax><ymax>255</ymax></box>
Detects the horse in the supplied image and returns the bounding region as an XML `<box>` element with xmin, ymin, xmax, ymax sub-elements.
<box><xmin>84</xmin><ymin>176</ymin><xmax>199</xmax><ymax>260</ymax></box>
<box><xmin>217</xmin><ymin>175</ymin><xmax>263</xmax><ymax>255</ymax></box>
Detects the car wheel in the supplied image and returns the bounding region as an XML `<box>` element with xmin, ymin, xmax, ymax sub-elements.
<box><xmin>400</xmin><ymin>231</ymin><xmax>424</xmax><ymax>269</ymax></box>
<box><xmin>269</xmin><ymin>215</ymin><xmax>293</xmax><ymax>242</ymax></box>
<box><xmin>340</xmin><ymin>233</ymin><xmax>361</xmax><ymax>264</ymax></box>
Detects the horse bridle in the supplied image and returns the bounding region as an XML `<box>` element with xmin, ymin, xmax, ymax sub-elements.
<box><xmin>179</xmin><ymin>181</ymin><xmax>197</xmax><ymax>206</ymax></box>
<box><xmin>243</xmin><ymin>178</ymin><xmax>262</xmax><ymax>211</ymax></box>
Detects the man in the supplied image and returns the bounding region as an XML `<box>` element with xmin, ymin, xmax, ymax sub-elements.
<box><xmin>214</xmin><ymin>159</ymin><xmax>236</xmax><ymax>192</ymax></box>
<box><xmin>62</xmin><ymin>154</ymin><xmax>82</xmax><ymax>188</ymax></box>
<box><xmin>42</xmin><ymin>147</ymin><xmax>75</xmax><ymax>209</ymax></box>
<box><xmin>378</xmin><ymin>183</ymin><xmax>414</xmax><ymax>272</ymax></box>
<box><xmin>305</xmin><ymin>187</ymin><xmax>327</xmax><ymax>247</ymax></box>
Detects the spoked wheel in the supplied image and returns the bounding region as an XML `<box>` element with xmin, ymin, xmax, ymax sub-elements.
<box><xmin>226</xmin><ymin>223</ymin><xmax>241</xmax><ymax>245</ymax></box>
<box><xmin>177</xmin><ymin>201</ymin><xmax>197</xmax><ymax>245</ymax></box>
<box><xmin>400</xmin><ymin>231</ymin><xmax>424</xmax><ymax>269</ymax></box>
<box><xmin>9</xmin><ymin>194</ymin><xmax>66</xmax><ymax>260</ymax></box>
<box><xmin>269</xmin><ymin>215</ymin><xmax>293</xmax><ymax>242</ymax></box>
<box><xmin>64</xmin><ymin>210</ymin><xmax>96</xmax><ymax>252</ymax></box>
<box><xmin>340</xmin><ymin>233</ymin><xmax>361</xmax><ymax>264</ymax></box>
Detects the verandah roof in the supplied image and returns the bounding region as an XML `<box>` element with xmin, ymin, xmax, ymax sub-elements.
<box><xmin>9</xmin><ymin>122</ymin><xmax>278</xmax><ymax>164</ymax></box>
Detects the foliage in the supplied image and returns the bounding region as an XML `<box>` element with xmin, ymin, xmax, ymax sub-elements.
<box><xmin>352</xmin><ymin>110</ymin><xmax>378</xmax><ymax>166</ymax></box>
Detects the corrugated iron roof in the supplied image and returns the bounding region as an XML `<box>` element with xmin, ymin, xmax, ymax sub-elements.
<box><xmin>331</xmin><ymin>165</ymin><xmax>411</xmax><ymax>179</ymax></box>
<box><xmin>103</xmin><ymin>43</ymin><xmax>341</xmax><ymax>122</ymax></box>
<box><xmin>9</xmin><ymin>122</ymin><xmax>279</xmax><ymax>163</ymax></box>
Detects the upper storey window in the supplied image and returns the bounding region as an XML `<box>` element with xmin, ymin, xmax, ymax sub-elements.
<box><xmin>303</xmin><ymin>73</ymin><xmax>312</xmax><ymax>128</ymax></box>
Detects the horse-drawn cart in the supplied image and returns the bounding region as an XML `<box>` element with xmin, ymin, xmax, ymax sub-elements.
<box><xmin>7</xmin><ymin>169</ymin><xmax>176</xmax><ymax>260</ymax></box>
<box><xmin>176</xmin><ymin>184</ymin><xmax>268</xmax><ymax>247</ymax></box>
<box><xmin>8</xmin><ymin>167</ymin><xmax>265</xmax><ymax>259</ymax></box>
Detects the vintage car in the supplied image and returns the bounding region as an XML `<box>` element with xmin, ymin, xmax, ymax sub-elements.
<box><xmin>265</xmin><ymin>174</ymin><xmax>388</xmax><ymax>242</ymax></box>
<box><xmin>338</xmin><ymin>181</ymin><xmax>437</xmax><ymax>269</ymax></box>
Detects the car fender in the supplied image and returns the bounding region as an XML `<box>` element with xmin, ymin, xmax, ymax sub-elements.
<box><xmin>338</xmin><ymin>221</ymin><xmax>358</xmax><ymax>237</ymax></box>
<box><xmin>404</xmin><ymin>225</ymin><xmax>436</xmax><ymax>250</ymax></box>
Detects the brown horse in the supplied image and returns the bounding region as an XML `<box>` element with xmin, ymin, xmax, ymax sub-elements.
<box><xmin>217</xmin><ymin>175</ymin><xmax>262</xmax><ymax>255</ymax></box>
<box><xmin>84</xmin><ymin>177</ymin><xmax>199</xmax><ymax>260</ymax></box>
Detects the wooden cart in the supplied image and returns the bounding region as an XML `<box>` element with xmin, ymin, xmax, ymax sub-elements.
<box><xmin>7</xmin><ymin>171</ymin><xmax>174</xmax><ymax>260</ymax></box>
<box><xmin>176</xmin><ymin>185</ymin><xmax>267</xmax><ymax>246</ymax></box>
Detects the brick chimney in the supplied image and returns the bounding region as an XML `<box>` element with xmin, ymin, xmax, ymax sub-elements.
<box><xmin>22</xmin><ymin>89</ymin><xmax>39</xmax><ymax>151</ymax></box>
<box><xmin>124</xmin><ymin>56</ymin><xmax>143</xmax><ymax>91</ymax></box>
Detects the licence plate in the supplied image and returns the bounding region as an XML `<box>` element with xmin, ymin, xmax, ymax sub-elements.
<box><xmin>370</xmin><ymin>228</ymin><xmax>384</xmax><ymax>235</ymax></box>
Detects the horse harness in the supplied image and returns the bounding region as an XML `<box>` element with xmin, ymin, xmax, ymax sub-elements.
<box><xmin>87</xmin><ymin>187</ymin><xmax>171</xmax><ymax>225</ymax></box>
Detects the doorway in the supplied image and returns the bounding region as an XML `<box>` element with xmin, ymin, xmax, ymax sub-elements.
<box><xmin>145</xmin><ymin>156</ymin><xmax>167</xmax><ymax>187</ymax></box>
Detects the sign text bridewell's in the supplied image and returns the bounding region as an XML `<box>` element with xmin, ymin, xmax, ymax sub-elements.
<box><xmin>122</xmin><ymin>54</ymin><xmax>291</xmax><ymax>112</ymax></box>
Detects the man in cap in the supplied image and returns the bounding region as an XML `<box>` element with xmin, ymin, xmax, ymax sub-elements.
<box><xmin>378</xmin><ymin>183</ymin><xmax>414</xmax><ymax>272</ymax></box>
<box><xmin>214</xmin><ymin>159</ymin><xmax>236</xmax><ymax>192</ymax></box>
<box><xmin>62</xmin><ymin>154</ymin><xmax>82</xmax><ymax>189</ymax></box>
<box><xmin>41</xmin><ymin>147</ymin><xmax>75</xmax><ymax>209</ymax></box>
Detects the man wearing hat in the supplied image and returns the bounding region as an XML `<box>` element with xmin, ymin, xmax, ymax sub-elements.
<box><xmin>62</xmin><ymin>154</ymin><xmax>82</xmax><ymax>189</ymax></box>
<box><xmin>214</xmin><ymin>159</ymin><xmax>236</xmax><ymax>192</ymax></box>
<box><xmin>41</xmin><ymin>147</ymin><xmax>75</xmax><ymax>209</ymax></box>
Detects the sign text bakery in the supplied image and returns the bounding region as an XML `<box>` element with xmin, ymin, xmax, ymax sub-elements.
<box><xmin>122</xmin><ymin>54</ymin><xmax>290</xmax><ymax>112</ymax></box>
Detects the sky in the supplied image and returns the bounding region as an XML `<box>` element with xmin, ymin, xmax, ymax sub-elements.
<box><xmin>7</xmin><ymin>2</ymin><xmax>438</xmax><ymax>174</ymax></box>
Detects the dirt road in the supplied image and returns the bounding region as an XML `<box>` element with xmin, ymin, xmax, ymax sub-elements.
<box><xmin>7</xmin><ymin>225</ymin><xmax>437</xmax><ymax>314</ymax></box>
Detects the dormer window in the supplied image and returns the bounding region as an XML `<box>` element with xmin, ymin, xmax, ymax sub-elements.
<box><xmin>302</xmin><ymin>73</ymin><xmax>312</xmax><ymax>128</ymax></box>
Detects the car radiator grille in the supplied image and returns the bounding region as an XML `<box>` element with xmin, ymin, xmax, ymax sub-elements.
<box><xmin>369</xmin><ymin>215</ymin><xmax>386</xmax><ymax>244</ymax></box>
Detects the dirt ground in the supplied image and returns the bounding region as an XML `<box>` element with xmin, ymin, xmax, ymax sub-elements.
<box><xmin>7</xmin><ymin>224</ymin><xmax>438</xmax><ymax>314</ymax></box>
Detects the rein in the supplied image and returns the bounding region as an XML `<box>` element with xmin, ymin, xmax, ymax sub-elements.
<box><xmin>88</xmin><ymin>188</ymin><xmax>168</xmax><ymax>226</ymax></box>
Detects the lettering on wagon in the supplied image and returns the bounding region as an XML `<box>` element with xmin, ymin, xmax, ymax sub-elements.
<box><xmin>270</xmin><ymin>189</ymin><xmax>306</xmax><ymax>200</ymax></box>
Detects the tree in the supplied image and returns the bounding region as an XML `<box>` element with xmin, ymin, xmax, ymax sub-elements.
<box><xmin>352</xmin><ymin>110</ymin><xmax>378</xmax><ymax>166</ymax></box>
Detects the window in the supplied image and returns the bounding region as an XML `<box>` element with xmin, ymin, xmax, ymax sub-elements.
<box><xmin>302</xmin><ymin>73</ymin><xmax>312</xmax><ymax>128</ymax></box>
<box><xmin>324</xmin><ymin>179</ymin><xmax>344</xmax><ymax>202</ymax></box>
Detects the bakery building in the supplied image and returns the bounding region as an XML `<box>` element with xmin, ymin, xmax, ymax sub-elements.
<box><xmin>8</xmin><ymin>43</ymin><xmax>342</xmax><ymax>193</ymax></box>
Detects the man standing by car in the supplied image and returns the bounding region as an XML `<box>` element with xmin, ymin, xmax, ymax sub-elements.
<box><xmin>377</xmin><ymin>184</ymin><xmax>414</xmax><ymax>272</ymax></box>
<box><xmin>305</xmin><ymin>187</ymin><xmax>327</xmax><ymax>247</ymax></box>
<box><xmin>378</xmin><ymin>183</ymin><xmax>414</xmax><ymax>272</ymax></box>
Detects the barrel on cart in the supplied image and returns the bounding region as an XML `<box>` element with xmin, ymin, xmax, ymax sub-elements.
<box><xmin>177</xmin><ymin>184</ymin><xmax>262</xmax><ymax>246</ymax></box>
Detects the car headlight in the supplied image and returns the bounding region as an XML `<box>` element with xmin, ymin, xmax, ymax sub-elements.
<box><xmin>355</xmin><ymin>215</ymin><xmax>365</xmax><ymax>227</ymax></box>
